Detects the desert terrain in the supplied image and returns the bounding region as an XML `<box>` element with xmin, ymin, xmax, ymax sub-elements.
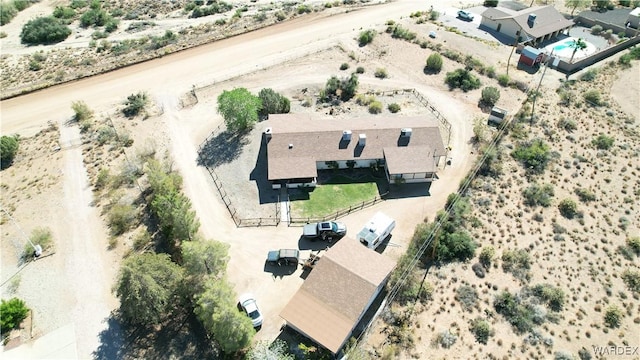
<box><xmin>1</xmin><ymin>0</ymin><xmax>639</xmax><ymax>359</ymax></box>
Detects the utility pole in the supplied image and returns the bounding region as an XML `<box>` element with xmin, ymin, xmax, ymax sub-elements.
<box><xmin>530</xmin><ymin>50</ymin><xmax>554</xmax><ymax>126</ymax></box>
<box><xmin>1</xmin><ymin>207</ymin><xmax>42</xmax><ymax>257</ymax></box>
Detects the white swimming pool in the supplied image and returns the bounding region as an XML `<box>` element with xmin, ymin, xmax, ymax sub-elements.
<box><xmin>545</xmin><ymin>37</ymin><xmax>597</xmax><ymax>61</ymax></box>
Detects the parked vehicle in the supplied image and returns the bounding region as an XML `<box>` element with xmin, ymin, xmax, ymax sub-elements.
<box><xmin>356</xmin><ymin>212</ymin><xmax>396</xmax><ymax>250</ymax></box>
<box><xmin>266</xmin><ymin>249</ymin><xmax>300</xmax><ymax>266</ymax></box>
<box><xmin>302</xmin><ymin>221</ymin><xmax>347</xmax><ymax>240</ymax></box>
<box><xmin>457</xmin><ymin>10</ymin><xmax>474</xmax><ymax>21</ymax></box>
<box><xmin>238</xmin><ymin>293</ymin><xmax>264</xmax><ymax>327</ymax></box>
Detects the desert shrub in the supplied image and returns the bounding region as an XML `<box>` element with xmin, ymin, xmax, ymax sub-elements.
<box><xmin>322</xmin><ymin>74</ymin><xmax>358</xmax><ymax>102</ymax></box>
<box><xmin>108</xmin><ymin>204</ymin><xmax>137</xmax><ymax>235</ymax></box>
<box><xmin>456</xmin><ymin>285</ymin><xmax>478</xmax><ymax>311</ymax></box>
<box><xmin>0</xmin><ymin>298</ymin><xmax>29</xmax><ymax>333</ymax></box>
<box><xmin>0</xmin><ymin>3</ymin><xmax>18</xmax><ymax>25</ymax></box>
<box><xmin>96</xmin><ymin>126</ymin><xmax>117</xmax><ymax>145</ymax></box>
<box><xmin>442</xmin><ymin>49</ymin><xmax>462</xmax><ymax>61</ymax></box>
<box><xmin>619</xmin><ymin>0</ymin><xmax>632</xmax><ymax>5</ymax></box>
<box><xmin>1</xmin><ymin>135</ymin><xmax>19</xmax><ymax>169</ymax></box>
<box><xmin>355</xmin><ymin>66</ymin><xmax>365</xmax><ymax>74</ymax></box>
<box><xmin>339</xmin><ymin>62</ymin><xmax>349</xmax><ymax>70</ymax></box>
<box><xmin>494</xmin><ymin>291</ymin><xmax>535</xmax><ymax>333</ymax></box>
<box><xmin>445</xmin><ymin>68</ymin><xmax>481</xmax><ymax>92</ymax></box>
<box><xmin>497</xmin><ymin>73</ymin><xmax>510</xmax><ymax>87</ymax></box>
<box><xmin>437</xmin><ymin>329</ymin><xmax>457</xmax><ymax>348</ymax></box>
<box><xmin>591</xmin><ymin>24</ymin><xmax>603</xmax><ymax>35</ymax></box>
<box><xmin>522</xmin><ymin>183</ymin><xmax>554</xmax><ymax>207</ymax></box>
<box><xmin>20</xmin><ymin>16</ymin><xmax>72</xmax><ymax>44</ymax></box>
<box><xmin>557</xmin><ymin>117</ymin><xmax>577</xmax><ymax>131</ymax></box>
<box><xmin>355</xmin><ymin>94</ymin><xmax>375</xmax><ymax>106</ymax></box>
<box><xmin>369</xmin><ymin>101</ymin><xmax>383</xmax><ymax>114</ymax></box>
<box><xmin>53</xmin><ymin>5</ymin><xmax>76</xmax><ymax>19</ymax></box>
<box><xmin>425</xmin><ymin>53</ymin><xmax>443</xmax><ymax>73</ymax></box>
<box><xmin>619</xmin><ymin>53</ymin><xmax>633</xmax><ymax>66</ymax></box>
<box><xmin>22</xmin><ymin>226</ymin><xmax>54</xmax><ymax>259</ymax></box>
<box><xmin>358</xmin><ymin>29</ymin><xmax>376</xmax><ymax>46</ymax></box>
<box><xmin>104</xmin><ymin>18</ymin><xmax>119</xmax><ymax>33</ymax></box>
<box><xmin>485</xmin><ymin>66</ymin><xmax>496</xmax><ymax>78</ymax></box>
<box><xmin>574</xmin><ymin>187</ymin><xmax>596</xmax><ymax>202</ymax></box>
<box><xmin>479</xmin><ymin>246</ymin><xmax>495</xmax><ymax>268</ymax></box>
<box><xmin>604</xmin><ymin>305</ymin><xmax>623</xmax><ymax>328</ymax></box>
<box><xmin>258</xmin><ymin>88</ymin><xmax>290</xmax><ymax>116</ymax></box>
<box><xmin>621</xmin><ymin>269</ymin><xmax>640</xmax><ymax>293</ymax></box>
<box><xmin>511</xmin><ymin>139</ymin><xmax>552</xmax><ymax>173</ymax></box>
<box><xmin>470</xmin><ymin>318</ymin><xmax>491</xmax><ymax>344</ymax></box>
<box><xmin>388</xmin><ymin>24</ymin><xmax>416</xmax><ymax>41</ymax></box>
<box><xmin>627</xmin><ymin>237</ymin><xmax>640</xmax><ymax>255</ymax></box>
<box><xmin>558</xmin><ymin>198</ymin><xmax>578</xmax><ymax>219</ymax></box>
<box><xmin>122</xmin><ymin>92</ymin><xmax>148</xmax><ymax>117</ymax></box>
<box><xmin>484</xmin><ymin>0</ymin><xmax>498</xmax><ymax>6</ymax></box>
<box><xmin>80</xmin><ymin>8</ymin><xmax>111</xmax><ymax>28</ymax></box>
<box><xmin>429</xmin><ymin>10</ymin><xmax>439</xmax><ymax>20</ymax></box>
<box><xmin>296</xmin><ymin>4</ymin><xmax>312</xmax><ymax>14</ymax></box>
<box><xmin>580</xmin><ymin>68</ymin><xmax>598</xmax><ymax>81</ymax></box>
<box><xmin>502</xmin><ymin>249</ymin><xmax>531</xmax><ymax>281</ymax></box>
<box><xmin>629</xmin><ymin>45</ymin><xmax>640</xmax><ymax>59</ymax></box>
<box><xmin>583</xmin><ymin>89</ymin><xmax>602</xmax><ymax>106</ymax></box>
<box><xmin>480</xmin><ymin>86</ymin><xmax>500</xmax><ymax>107</ymax></box>
<box><xmin>531</xmin><ymin>284</ymin><xmax>565</xmax><ymax>311</ymax></box>
<box><xmin>592</xmin><ymin>134</ymin><xmax>614</xmax><ymax>149</ymax></box>
<box><xmin>71</xmin><ymin>100</ymin><xmax>93</xmax><ymax>122</ymax></box>
<box><xmin>388</xmin><ymin>103</ymin><xmax>401</xmax><ymax>113</ymax></box>
<box><xmin>374</xmin><ymin>68</ymin><xmax>388</xmax><ymax>79</ymax></box>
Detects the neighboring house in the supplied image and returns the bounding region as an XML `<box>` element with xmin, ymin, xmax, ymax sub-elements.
<box><xmin>280</xmin><ymin>238</ymin><xmax>396</xmax><ymax>355</ymax></box>
<box><xmin>481</xmin><ymin>5</ymin><xmax>574</xmax><ymax>46</ymax></box>
<box><xmin>264</xmin><ymin>114</ymin><xmax>447</xmax><ymax>188</ymax></box>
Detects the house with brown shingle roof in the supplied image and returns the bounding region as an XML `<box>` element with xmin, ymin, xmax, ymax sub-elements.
<box><xmin>481</xmin><ymin>5</ymin><xmax>574</xmax><ymax>46</ymax></box>
<box><xmin>280</xmin><ymin>238</ymin><xmax>396</xmax><ymax>355</ymax></box>
<box><xmin>264</xmin><ymin>114</ymin><xmax>446</xmax><ymax>188</ymax></box>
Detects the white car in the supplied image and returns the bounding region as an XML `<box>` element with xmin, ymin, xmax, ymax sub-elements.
<box><xmin>239</xmin><ymin>293</ymin><xmax>264</xmax><ymax>327</ymax></box>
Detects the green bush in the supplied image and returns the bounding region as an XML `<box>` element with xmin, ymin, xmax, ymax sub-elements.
<box><xmin>20</xmin><ymin>16</ymin><xmax>72</xmax><ymax>44</ymax></box>
<box><xmin>511</xmin><ymin>139</ymin><xmax>552</xmax><ymax>173</ymax></box>
<box><xmin>374</xmin><ymin>68</ymin><xmax>388</xmax><ymax>79</ymax></box>
<box><xmin>358</xmin><ymin>29</ymin><xmax>376</xmax><ymax>46</ymax></box>
<box><xmin>71</xmin><ymin>100</ymin><xmax>93</xmax><ymax>122</ymax></box>
<box><xmin>583</xmin><ymin>89</ymin><xmax>602</xmax><ymax>105</ymax></box>
<box><xmin>486</xmin><ymin>66</ymin><xmax>496</xmax><ymax>78</ymax></box>
<box><xmin>502</xmin><ymin>249</ymin><xmax>531</xmax><ymax>281</ymax></box>
<box><xmin>322</xmin><ymin>74</ymin><xmax>358</xmax><ymax>102</ymax></box>
<box><xmin>340</xmin><ymin>62</ymin><xmax>349</xmax><ymax>70</ymax></box>
<box><xmin>621</xmin><ymin>269</ymin><xmax>640</xmax><ymax>293</ymax></box>
<box><xmin>558</xmin><ymin>198</ymin><xmax>578</xmax><ymax>219</ymax></box>
<box><xmin>388</xmin><ymin>24</ymin><xmax>416</xmax><ymax>41</ymax></box>
<box><xmin>574</xmin><ymin>187</ymin><xmax>596</xmax><ymax>202</ymax></box>
<box><xmin>445</xmin><ymin>68</ymin><xmax>481</xmax><ymax>92</ymax></box>
<box><xmin>627</xmin><ymin>237</ymin><xmax>640</xmax><ymax>256</ymax></box>
<box><xmin>0</xmin><ymin>3</ymin><xmax>18</xmax><ymax>25</ymax></box>
<box><xmin>456</xmin><ymin>285</ymin><xmax>478</xmax><ymax>311</ymax></box>
<box><xmin>258</xmin><ymin>88</ymin><xmax>290</xmax><ymax>116</ymax></box>
<box><xmin>53</xmin><ymin>6</ymin><xmax>76</xmax><ymax>19</ymax></box>
<box><xmin>619</xmin><ymin>53</ymin><xmax>633</xmax><ymax>66</ymax></box>
<box><xmin>368</xmin><ymin>101</ymin><xmax>383</xmax><ymax>114</ymax></box>
<box><xmin>531</xmin><ymin>284</ymin><xmax>565</xmax><ymax>311</ymax></box>
<box><xmin>580</xmin><ymin>68</ymin><xmax>598</xmax><ymax>81</ymax></box>
<box><xmin>604</xmin><ymin>305</ymin><xmax>623</xmax><ymax>328</ymax></box>
<box><xmin>107</xmin><ymin>204</ymin><xmax>137</xmax><ymax>236</ymax></box>
<box><xmin>80</xmin><ymin>8</ymin><xmax>111</xmax><ymax>28</ymax></box>
<box><xmin>591</xmin><ymin>24</ymin><xmax>603</xmax><ymax>35</ymax></box>
<box><xmin>355</xmin><ymin>66</ymin><xmax>365</xmax><ymax>74</ymax></box>
<box><xmin>122</xmin><ymin>92</ymin><xmax>148</xmax><ymax>117</ymax></box>
<box><xmin>592</xmin><ymin>134</ymin><xmax>614</xmax><ymax>150</ymax></box>
<box><xmin>480</xmin><ymin>86</ymin><xmax>500</xmax><ymax>107</ymax></box>
<box><xmin>479</xmin><ymin>246</ymin><xmax>495</xmax><ymax>268</ymax></box>
<box><xmin>1</xmin><ymin>135</ymin><xmax>19</xmax><ymax>169</ymax></box>
<box><xmin>497</xmin><ymin>74</ymin><xmax>510</xmax><ymax>87</ymax></box>
<box><xmin>1</xmin><ymin>298</ymin><xmax>29</xmax><ymax>333</ymax></box>
<box><xmin>484</xmin><ymin>0</ymin><xmax>498</xmax><ymax>6</ymax></box>
<box><xmin>494</xmin><ymin>291</ymin><xmax>534</xmax><ymax>333</ymax></box>
<box><xmin>470</xmin><ymin>318</ymin><xmax>491</xmax><ymax>344</ymax></box>
<box><xmin>557</xmin><ymin>117</ymin><xmax>577</xmax><ymax>131</ymax></box>
<box><xmin>388</xmin><ymin>103</ymin><xmax>401</xmax><ymax>113</ymax></box>
<box><xmin>522</xmin><ymin>183</ymin><xmax>554</xmax><ymax>207</ymax></box>
<box><xmin>425</xmin><ymin>53</ymin><xmax>443</xmax><ymax>73</ymax></box>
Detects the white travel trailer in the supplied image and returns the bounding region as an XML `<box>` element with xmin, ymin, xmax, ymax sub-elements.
<box><xmin>356</xmin><ymin>212</ymin><xmax>396</xmax><ymax>250</ymax></box>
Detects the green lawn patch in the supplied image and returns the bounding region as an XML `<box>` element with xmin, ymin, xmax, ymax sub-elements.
<box><xmin>290</xmin><ymin>175</ymin><xmax>379</xmax><ymax>218</ymax></box>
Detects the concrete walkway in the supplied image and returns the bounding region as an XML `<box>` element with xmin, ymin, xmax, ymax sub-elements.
<box><xmin>2</xmin><ymin>324</ymin><xmax>77</xmax><ymax>360</ymax></box>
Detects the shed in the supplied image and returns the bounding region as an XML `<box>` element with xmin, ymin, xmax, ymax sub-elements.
<box><xmin>628</xmin><ymin>7</ymin><xmax>640</xmax><ymax>29</ymax></box>
<box><xmin>519</xmin><ymin>46</ymin><xmax>544</xmax><ymax>67</ymax></box>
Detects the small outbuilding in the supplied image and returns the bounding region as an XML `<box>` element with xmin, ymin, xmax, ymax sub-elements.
<box><xmin>518</xmin><ymin>46</ymin><xmax>544</xmax><ymax>67</ymax></box>
<box><xmin>628</xmin><ymin>7</ymin><xmax>640</xmax><ymax>29</ymax></box>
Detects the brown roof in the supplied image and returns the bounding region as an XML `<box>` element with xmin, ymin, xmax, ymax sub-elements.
<box><xmin>265</xmin><ymin>114</ymin><xmax>446</xmax><ymax>181</ymax></box>
<box><xmin>482</xmin><ymin>5</ymin><xmax>574</xmax><ymax>39</ymax></box>
<box><xmin>280</xmin><ymin>238</ymin><xmax>396</xmax><ymax>354</ymax></box>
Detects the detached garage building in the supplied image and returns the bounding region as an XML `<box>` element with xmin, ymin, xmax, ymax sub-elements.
<box><xmin>280</xmin><ymin>239</ymin><xmax>396</xmax><ymax>354</ymax></box>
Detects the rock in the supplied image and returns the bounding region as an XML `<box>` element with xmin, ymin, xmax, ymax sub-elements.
<box><xmin>472</xmin><ymin>263</ymin><xmax>485</xmax><ymax>278</ymax></box>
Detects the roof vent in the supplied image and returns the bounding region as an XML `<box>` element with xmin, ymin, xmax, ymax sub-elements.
<box><xmin>358</xmin><ymin>133</ymin><xmax>366</xmax><ymax>146</ymax></box>
<box><xmin>288</xmin><ymin>143</ymin><xmax>293</xmax><ymax>149</ymax></box>
<box><xmin>342</xmin><ymin>130</ymin><xmax>352</xmax><ymax>141</ymax></box>
<box><xmin>528</xmin><ymin>13</ymin><xmax>537</xmax><ymax>26</ymax></box>
<box><xmin>401</xmin><ymin>128</ymin><xmax>412</xmax><ymax>137</ymax></box>
<box><xmin>264</xmin><ymin>127</ymin><xmax>272</xmax><ymax>140</ymax></box>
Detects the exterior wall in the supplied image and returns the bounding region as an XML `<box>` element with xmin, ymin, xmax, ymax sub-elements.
<box><xmin>388</xmin><ymin>172</ymin><xmax>436</xmax><ymax>183</ymax></box>
<box><xmin>576</xmin><ymin>16</ymin><xmax>640</xmax><ymax>38</ymax></box>
<box><xmin>316</xmin><ymin>159</ymin><xmax>376</xmax><ymax>170</ymax></box>
<box><xmin>629</xmin><ymin>14</ymin><xmax>640</xmax><ymax>28</ymax></box>
<box><xmin>481</xmin><ymin>17</ymin><xmax>520</xmax><ymax>41</ymax></box>
<box><xmin>554</xmin><ymin>36</ymin><xmax>640</xmax><ymax>72</ymax></box>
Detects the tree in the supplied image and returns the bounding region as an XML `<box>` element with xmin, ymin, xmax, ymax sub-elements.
<box><xmin>246</xmin><ymin>340</ymin><xmax>295</xmax><ymax>360</ymax></box>
<box><xmin>425</xmin><ymin>53</ymin><xmax>443</xmax><ymax>73</ymax></box>
<box><xmin>469</xmin><ymin>318</ymin><xmax>491</xmax><ymax>344</ymax></box>
<box><xmin>480</xmin><ymin>86</ymin><xmax>500</xmax><ymax>107</ymax></box>
<box><xmin>358</xmin><ymin>29</ymin><xmax>376</xmax><ymax>46</ymax></box>
<box><xmin>511</xmin><ymin>139</ymin><xmax>552</xmax><ymax>173</ymax></box>
<box><xmin>1</xmin><ymin>298</ymin><xmax>29</xmax><ymax>334</ymax></box>
<box><xmin>445</xmin><ymin>68</ymin><xmax>481</xmax><ymax>92</ymax></box>
<box><xmin>152</xmin><ymin>191</ymin><xmax>200</xmax><ymax>243</ymax></box>
<box><xmin>20</xmin><ymin>16</ymin><xmax>71</xmax><ymax>45</ymax></box>
<box><xmin>195</xmin><ymin>278</ymin><xmax>254</xmax><ymax>354</ymax></box>
<box><xmin>566</xmin><ymin>0</ymin><xmax>590</xmax><ymax>15</ymax></box>
<box><xmin>569</xmin><ymin>38</ymin><xmax>587</xmax><ymax>63</ymax></box>
<box><xmin>258</xmin><ymin>88</ymin><xmax>290</xmax><ymax>116</ymax></box>
<box><xmin>217</xmin><ymin>88</ymin><xmax>262</xmax><ymax>133</ymax></box>
<box><xmin>1</xmin><ymin>135</ymin><xmax>19</xmax><ymax>169</ymax></box>
<box><xmin>122</xmin><ymin>92</ymin><xmax>148</xmax><ymax>117</ymax></box>
<box><xmin>71</xmin><ymin>100</ymin><xmax>94</xmax><ymax>122</ymax></box>
<box><xmin>484</xmin><ymin>0</ymin><xmax>499</xmax><ymax>6</ymax></box>
<box><xmin>0</xmin><ymin>3</ymin><xmax>18</xmax><ymax>25</ymax></box>
<box><xmin>115</xmin><ymin>253</ymin><xmax>184</xmax><ymax>325</ymax></box>
<box><xmin>558</xmin><ymin>198</ymin><xmax>578</xmax><ymax>219</ymax></box>
<box><xmin>182</xmin><ymin>239</ymin><xmax>230</xmax><ymax>292</ymax></box>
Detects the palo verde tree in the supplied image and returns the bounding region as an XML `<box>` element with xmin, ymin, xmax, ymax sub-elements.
<box><xmin>115</xmin><ymin>253</ymin><xmax>184</xmax><ymax>326</ymax></box>
<box><xmin>20</xmin><ymin>16</ymin><xmax>71</xmax><ymax>45</ymax></box>
<box><xmin>195</xmin><ymin>277</ymin><xmax>255</xmax><ymax>354</ymax></box>
<box><xmin>1</xmin><ymin>135</ymin><xmax>19</xmax><ymax>169</ymax></box>
<box><xmin>217</xmin><ymin>88</ymin><xmax>262</xmax><ymax>133</ymax></box>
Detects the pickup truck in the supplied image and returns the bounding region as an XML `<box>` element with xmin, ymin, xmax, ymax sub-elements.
<box><xmin>303</xmin><ymin>221</ymin><xmax>347</xmax><ymax>240</ymax></box>
<box><xmin>266</xmin><ymin>249</ymin><xmax>300</xmax><ymax>266</ymax></box>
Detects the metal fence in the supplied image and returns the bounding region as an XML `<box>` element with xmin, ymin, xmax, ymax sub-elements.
<box><xmin>288</xmin><ymin>192</ymin><xmax>388</xmax><ymax>225</ymax></box>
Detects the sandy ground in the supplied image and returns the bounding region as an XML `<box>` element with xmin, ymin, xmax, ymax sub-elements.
<box><xmin>1</xmin><ymin>0</ymin><xmax>638</xmax><ymax>358</ymax></box>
